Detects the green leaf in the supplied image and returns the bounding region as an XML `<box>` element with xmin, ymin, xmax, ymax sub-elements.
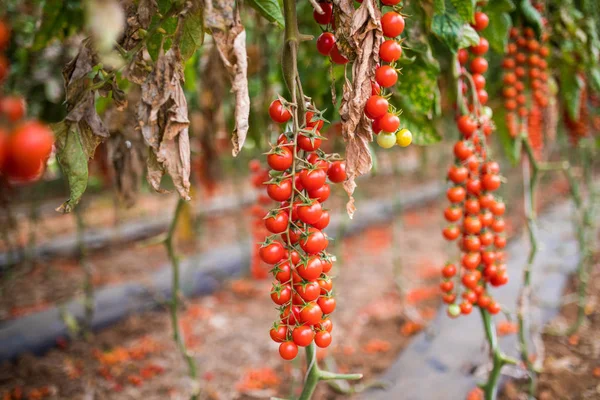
<box><xmin>520</xmin><ymin>0</ymin><xmax>544</xmax><ymax>37</ymax></box>
<box><xmin>484</xmin><ymin>0</ymin><xmax>515</xmax><ymax>13</ymax></box>
<box><xmin>588</xmin><ymin>66</ymin><xmax>600</xmax><ymax>93</ymax></box>
<box><xmin>53</xmin><ymin>122</ymin><xmax>90</xmax><ymax>214</ymax></box>
<box><xmin>402</xmin><ymin>116</ymin><xmax>441</xmax><ymax>146</ymax></box>
<box><xmin>450</xmin><ymin>0</ymin><xmax>475</xmax><ymax>23</ymax></box>
<box><xmin>398</xmin><ymin>64</ymin><xmax>440</xmax><ymax>115</ymax></box>
<box><xmin>483</xmin><ymin>11</ymin><xmax>511</xmax><ymax>53</ymax></box>
<box><xmin>434</xmin><ymin>0</ymin><xmax>446</xmax><ymax>14</ymax></box>
<box><xmin>458</xmin><ymin>25</ymin><xmax>480</xmax><ymax>48</ymax></box>
<box><xmin>147</xmin><ymin>16</ymin><xmax>178</xmax><ymax>61</ymax></box>
<box><xmin>180</xmin><ymin>6</ymin><xmax>205</xmax><ymax>61</ymax></box>
<box><xmin>431</xmin><ymin>12</ymin><xmax>464</xmax><ymax>52</ymax></box>
<box><xmin>560</xmin><ymin>66</ymin><xmax>584</xmax><ymax>120</ymax></box>
<box><xmin>247</xmin><ymin>0</ymin><xmax>285</xmax><ymax>28</ymax></box>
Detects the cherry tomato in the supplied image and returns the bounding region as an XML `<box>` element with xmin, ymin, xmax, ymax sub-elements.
<box><xmin>300</xmin><ymin>168</ymin><xmax>327</xmax><ymax>191</ymax></box>
<box><xmin>379</xmin><ymin>112</ymin><xmax>400</xmax><ymax>133</ymax></box>
<box><xmin>312</xmin><ymin>210</ymin><xmax>330</xmax><ymax>230</ymax></box>
<box><xmin>298</xmin><ymin>134</ymin><xmax>322</xmax><ymax>152</ymax></box>
<box><xmin>466</xmin><ymin>178</ymin><xmax>482</xmax><ymax>196</ymax></box>
<box><xmin>377</xmin><ymin>132</ymin><xmax>396</xmax><ymax>149</ymax></box>
<box><xmin>447</xmin><ymin>186</ymin><xmax>466</xmax><ymax>203</ymax></box>
<box><xmin>448</xmin><ymin>165</ymin><xmax>468</xmax><ymax>183</ymax></box>
<box><xmin>274</xmin><ymin>260</ymin><xmax>292</xmax><ymax>283</ymax></box>
<box><xmin>0</xmin><ymin>55</ymin><xmax>8</xmax><ymax>83</ymax></box>
<box><xmin>379</xmin><ymin>40</ymin><xmax>402</xmax><ymax>63</ymax></box>
<box><xmin>482</xmin><ymin>174</ymin><xmax>501</xmax><ymax>191</ymax></box>
<box><xmin>270</xmin><ymin>324</ymin><xmax>288</xmax><ymax>343</ymax></box>
<box><xmin>479</xmin><ymin>210</ymin><xmax>494</xmax><ymax>227</ymax></box>
<box><xmin>462</xmin><ymin>252</ymin><xmax>481</xmax><ymax>270</ymax></box>
<box><xmin>265</xmin><ymin>210</ymin><xmax>289</xmax><ymax>234</ymax></box>
<box><xmin>279</xmin><ymin>341</ymin><xmax>299</xmax><ymax>360</ymax></box>
<box><xmin>269</xmin><ymin>100</ymin><xmax>291</xmax><ymax>123</ymax></box>
<box><xmin>313</xmin><ymin>2</ymin><xmax>333</xmax><ymax>25</ymax></box>
<box><xmin>457</xmin><ymin>115</ymin><xmax>477</xmax><ymax>137</ymax></box>
<box><xmin>260</xmin><ymin>242</ymin><xmax>285</xmax><ymax>264</ymax></box>
<box><xmin>5</xmin><ymin>121</ymin><xmax>54</xmax><ymax>181</ymax></box>
<box><xmin>472</xmin><ymin>12</ymin><xmax>489</xmax><ymax>31</ymax></box>
<box><xmin>454</xmin><ymin>141</ymin><xmax>473</xmax><ymax>160</ymax></box>
<box><xmin>0</xmin><ymin>20</ymin><xmax>10</xmax><ymax>50</ymax></box>
<box><xmin>381</xmin><ymin>0</ymin><xmax>401</xmax><ymax>5</ymax></box>
<box><xmin>470</xmin><ymin>57</ymin><xmax>489</xmax><ymax>74</ymax></box>
<box><xmin>479</xmin><ymin>193</ymin><xmax>495</xmax><ymax>209</ymax></box>
<box><xmin>267</xmin><ymin>179</ymin><xmax>292</xmax><ymax>201</ymax></box>
<box><xmin>462</xmin><ymin>291</ymin><xmax>478</xmax><ymax>304</ymax></box>
<box><xmin>381</xmin><ymin>12</ymin><xmax>405</xmax><ymax>37</ymax></box>
<box><xmin>300</xmin><ymin>302</ymin><xmax>323</xmax><ymax>325</ymax></box>
<box><xmin>300</xmin><ymin>228</ymin><xmax>328</xmax><ymax>254</ymax></box>
<box><xmin>487</xmin><ymin>301</ymin><xmax>501</xmax><ymax>314</ymax></box>
<box><xmin>460</xmin><ymin>302</ymin><xmax>473</xmax><ymax>315</ymax></box>
<box><xmin>319</xmin><ymin>318</ymin><xmax>333</xmax><ymax>333</ymax></box>
<box><xmin>314</xmin><ymin>330</ymin><xmax>332</xmax><ymax>348</ymax></box>
<box><xmin>316</xmin><ymin>32</ymin><xmax>336</xmax><ymax>56</ymax></box>
<box><xmin>396</xmin><ymin>128</ymin><xmax>412</xmax><ymax>147</ymax></box>
<box><xmin>463</xmin><ymin>235</ymin><xmax>481</xmax><ymax>252</ymax></box>
<box><xmin>298</xmin><ymin>201</ymin><xmax>323</xmax><ymax>225</ymax></box>
<box><xmin>443</xmin><ymin>225</ymin><xmax>461</xmax><ymax>241</ymax></box>
<box><xmin>472</xmin><ymin>74</ymin><xmax>486</xmax><ymax>90</ymax></box>
<box><xmin>462</xmin><ymin>272</ymin><xmax>480</xmax><ymax>289</ymax></box>
<box><xmin>458</xmin><ymin>48</ymin><xmax>469</xmax><ymax>65</ymax></box>
<box><xmin>307</xmin><ymin>183</ymin><xmax>331</xmax><ymax>202</ymax></box>
<box><xmin>443</xmin><ymin>293</ymin><xmax>456</xmax><ymax>304</ymax></box>
<box><xmin>444</xmin><ymin>206</ymin><xmax>463</xmax><ymax>222</ymax></box>
<box><xmin>442</xmin><ymin>263</ymin><xmax>457</xmax><ymax>278</ymax></box>
<box><xmin>491</xmin><ymin>218</ymin><xmax>505</xmax><ymax>233</ymax></box>
<box><xmin>0</xmin><ymin>128</ymin><xmax>7</xmax><ymax>172</ymax></box>
<box><xmin>479</xmin><ymin>231</ymin><xmax>494</xmax><ymax>247</ymax></box>
<box><xmin>296</xmin><ymin>256</ymin><xmax>323</xmax><ymax>281</ymax></box>
<box><xmin>292</xmin><ymin>325</ymin><xmax>315</xmax><ymax>347</ymax></box>
<box><xmin>464</xmin><ymin>198</ymin><xmax>481</xmax><ymax>215</ymax></box>
<box><xmin>494</xmin><ymin>235</ymin><xmax>507</xmax><ymax>249</ymax></box>
<box><xmin>365</xmin><ymin>95</ymin><xmax>389</xmax><ymax>119</ymax></box>
<box><xmin>271</xmin><ymin>283</ymin><xmax>292</xmax><ymax>305</ymax></box>
<box><xmin>0</xmin><ymin>96</ymin><xmax>26</xmax><ymax>122</ymax></box>
<box><xmin>440</xmin><ymin>280</ymin><xmax>454</xmax><ymax>292</ymax></box>
<box><xmin>320</xmin><ymin>256</ymin><xmax>333</xmax><ymax>273</ymax></box>
<box><xmin>267</xmin><ymin>146</ymin><xmax>293</xmax><ymax>171</ymax></box>
<box><xmin>477</xmin><ymin>295</ymin><xmax>491</xmax><ymax>309</ymax></box>
<box><xmin>330</xmin><ymin>45</ymin><xmax>349</xmax><ymax>64</ymax></box>
<box><xmin>317</xmin><ymin>296</ymin><xmax>336</xmax><ymax>314</ymax></box>
<box><xmin>327</xmin><ymin>161</ymin><xmax>346</xmax><ymax>183</ymax></box>
<box><xmin>464</xmin><ymin>215</ymin><xmax>482</xmax><ymax>235</ymax></box>
<box><xmin>318</xmin><ymin>276</ymin><xmax>333</xmax><ymax>294</ymax></box>
<box><xmin>470</xmin><ymin>37</ymin><xmax>489</xmax><ymax>55</ymax></box>
<box><xmin>375</xmin><ymin>65</ymin><xmax>398</xmax><ymax>88</ymax></box>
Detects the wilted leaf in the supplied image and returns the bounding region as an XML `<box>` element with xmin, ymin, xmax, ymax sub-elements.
<box><xmin>137</xmin><ymin>48</ymin><xmax>191</xmax><ymax>200</ymax></box>
<box><xmin>337</xmin><ymin>0</ymin><xmax>382</xmax><ymax>217</ymax></box>
<box><xmin>205</xmin><ymin>0</ymin><xmax>250</xmax><ymax>156</ymax></box>
<box><xmin>138</xmin><ymin>0</ymin><xmax>158</xmax><ymax>28</ymax></box>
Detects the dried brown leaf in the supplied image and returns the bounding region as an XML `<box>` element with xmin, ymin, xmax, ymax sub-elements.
<box><xmin>205</xmin><ymin>0</ymin><xmax>249</xmax><ymax>156</ymax></box>
<box><xmin>137</xmin><ymin>48</ymin><xmax>191</xmax><ymax>200</ymax></box>
<box><xmin>138</xmin><ymin>0</ymin><xmax>158</xmax><ymax>28</ymax></box>
<box><xmin>337</xmin><ymin>0</ymin><xmax>382</xmax><ymax>217</ymax></box>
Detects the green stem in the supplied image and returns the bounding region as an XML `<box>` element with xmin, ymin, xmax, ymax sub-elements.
<box><xmin>165</xmin><ymin>198</ymin><xmax>198</xmax><ymax>400</ymax></box>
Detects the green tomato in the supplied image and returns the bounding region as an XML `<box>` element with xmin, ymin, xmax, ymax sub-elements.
<box><xmin>482</xmin><ymin>106</ymin><xmax>493</xmax><ymax>119</ymax></box>
<box><xmin>396</xmin><ymin>128</ymin><xmax>412</xmax><ymax>147</ymax></box>
<box><xmin>377</xmin><ymin>132</ymin><xmax>396</xmax><ymax>149</ymax></box>
<box><xmin>447</xmin><ymin>304</ymin><xmax>461</xmax><ymax>318</ymax></box>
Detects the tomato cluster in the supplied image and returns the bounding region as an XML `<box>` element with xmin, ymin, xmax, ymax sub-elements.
<box><xmin>441</xmin><ymin>11</ymin><xmax>508</xmax><ymax>318</ymax></box>
<box><xmin>0</xmin><ymin>19</ymin><xmax>54</xmax><ymax>184</ymax></box>
<box><xmin>370</xmin><ymin>5</ymin><xmax>412</xmax><ymax>148</ymax></box>
<box><xmin>314</xmin><ymin>2</ymin><xmax>349</xmax><ymax>65</ymax></box>
<box><xmin>263</xmin><ymin>99</ymin><xmax>346</xmax><ymax>360</ymax></box>
<box><xmin>502</xmin><ymin>22</ymin><xmax>550</xmax><ymax>151</ymax></box>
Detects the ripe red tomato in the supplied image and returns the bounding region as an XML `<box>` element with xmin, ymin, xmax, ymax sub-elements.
<box><xmin>481</xmin><ymin>161</ymin><xmax>500</xmax><ymax>175</ymax></box>
<box><xmin>298</xmin><ymin>134</ymin><xmax>322</xmax><ymax>152</ymax></box>
<box><xmin>271</xmin><ymin>284</ymin><xmax>292</xmax><ymax>305</ymax></box>
<box><xmin>381</xmin><ymin>12</ymin><xmax>405</xmax><ymax>37</ymax></box>
<box><xmin>316</xmin><ymin>32</ymin><xmax>336</xmax><ymax>56</ymax></box>
<box><xmin>0</xmin><ymin>55</ymin><xmax>8</xmax><ymax>83</ymax></box>
<box><xmin>453</xmin><ymin>141</ymin><xmax>473</xmax><ymax>160</ymax></box>
<box><xmin>471</xmin><ymin>37</ymin><xmax>489</xmax><ymax>55</ymax></box>
<box><xmin>300</xmin><ymin>168</ymin><xmax>327</xmax><ymax>191</ymax></box>
<box><xmin>279</xmin><ymin>341</ymin><xmax>299</xmax><ymax>360</ymax></box>
<box><xmin>479</xmin><ymin>210</ymin><xmax>494</xmax><ymax>227</ymax></box>
<box><xmin>314</xmin><ymin>330</ymin><xmax>332</xmax><ymax>348</ymax></box>
<box><xmin>375</xmin><ymin>66</ymin><xmax>398</xmax><ymax>88</ymax></box>
<box><xmin>265</xmin><ymin>210</ymin><xmax>289</xmax><ymax>234</ymax></box>
<box><xmin>260</xmin><ymin>242</ymin><xmax>285</xmax><ymax>264</ymax></box>
<box><xmin>292</xmin><ymin>325</ymin><xmax>315</xmax><ymax>347</ymax></box>
<box><xmin>477</xmin><ymin>295</ymin><xmax>491</xmax><ymax>309</ymax></box>
<box><xmin>448</xmin><ymin>165</ymin><xmax>468</xmax><ymax>183</ymax></box>
<box><xmin>4</xmin><ymin>121</ymin><xmax>54</xmax><ymax>182</ymax></box>
<box><xmin>447</xmin><ymin>186</ymin><xmax>466</xmax><ymax>203</ymax></box>
<box><xmin>296</xmin><ymin>256</ymin><xmax>323</xmax><ymax>281</ymax></box>
<box><xmin>472</xmin><ymin>12</ymin><xmax>489</xmax><ymax>31</ymax></box>
<box><xmin>440</xmin><ymin>280</ymin><xmax>454</xmax><ymax>292</ymax></box>
<box><xmin>487</xmin><ymin>301</ymin><xmax>501</xmax><ymax>315</ymax></box>
<box><xmin>300</xmin><ymin>228</ymin><xmax>328</xmax><ymax>254</ymax></box>
<box><xmin>462</xmin><ymin>272</ymin><xmax>480</xmax><ymax>289</ymax></box>
<box><xmin>312</xmin><ymin>210</ymin><xmax>330</xmax><ymax>230</ymax></box>
<box><xmin>466</xmin><ymin>178</ymin><xmax>481</xmax><ymax>196</ymax></box>
<box><xmin>330</xmin><ymin>45</ymin><xmax>349</xmax><ymax>64</ymax></box>
<box><xmin>379</xmin><ymin>112</ymin><xmax>400</xmax><ymax>133</ymax></box>
<box><xmin>267</xmin><ymin>179</ymin><xmax>292</xmax><ymax>201</ymax></box>
<box><xmin>295</xmin><ymin>281</ymin><xmax>321</xmax><ymax>302</ymax></box>
<box><xmin>317</xmin><ymin>296</ymin><xmax>336</xmax><ymax>314</ymax></box>
<box><xmin>462</xmin><ymin>291</ymin><xmax>478</xmax><ymax>304</ymax></box>
<box><xmin>482</xmin><ymin>174</ymin><xmax>501</xmax><ymax>191</ymax></box>
<box><xmin>472</xmin><ymin>74</ymin><xmax>486</xmax><ymax>90</ymax></box>
<box><xmin>443</xmin><ymin>293</ymin><xmax>456</xmax><ymax>304</ymax></box>
<box><xmin>314</xmin><ymin>2</ymin><xmax>333</xmax><ymax>24</ymax></box>
<box><xmin>0</xmin><ymin>96</ymin><xmax>26</xmax><ymax>122</ymax></box>
<box><xmin>269</xmin><ymin>100</ymin><xmax>291</xmax><ymax>123</ymax></box>
<box><xmin>460</xmin><ymin>302</ymin><xmax>473</xmax><ymax>315</ymax></box>
<box><xmin>298</xmin><ymin>202</ymin><xmax>323</xmax><ymax>225</ymax></box>
<box><xmin>491</xmin><ymin>218</ymin><xmax>505</xmax><ymax>233</ymax></box>
<box><xmin>464</xmin><ymin>215</ymin><xmax>482</xmax><ymax>235</ymax></box>
<box><xmin>267</xmin><ymin>146</ymin><xmax>293</xmax><ymax>171</ymax></box>
<box><xmin>442</xmin><ymin>263</ymin><xmax>457</xmax><ymax>278</ymax></box>
<box><xmin>479</xmin><ymin>193</ymin><xmax>495</xmax><ymax>209</ymax></box>
<box><xmin>306</xmin><ymin>153</ymin><xmax>328</xmax><ymax>171</ymax></box>
<box><xmin>494</xmin><ymin>235</ymin><xmax>507</xmax><ymax>249</ymax></box>
<box><xmin>319</xmin><ymin>318</ymin><xmax>333</xmax><ymax>333</ymax></box>
<box><xmin>491</xmin><ymin>271</ymin><xmax>509</xmax><ymax>287</ymax></box>
<box><xmin>307</xmin><ymin>183</ymin><xmax>330</xmax><ymax>202</ymax></box>
<box><xmin>463</xmin><ymin>235</ymin><xmax>481</xmax><ymax>252</ymax></box>
<box><xmin>274</xmin><ymin>260</ymin><xmax>292</xmax><ymax>283</ymax></box>
<box><xmin>462</xmin><ymin>252</ymin><xmax>481</xmax><ymax>270</ymax></box>
<box><xmin>305</xmin><ymin>111</ymin><xmax>325</xmax><ymax>131</ymax></box>
<box><xmin>379</xmin><ymin>40</ymin><xmax>402</xmax><ymax>63</ymax></box>
<box><xmin>327</xmin><ymin>161</ymin><xmax>346</xmax><ymax>183</ymax></box>
<box><xmin>470</xmin><ymin>57</ymin><xmax>489</xmax><ymax>74</ymax></box>
<box><xmin>365</xmin><ymin>95</ymin><xmax>389</xmax><ymax>119</ymax></box>
<box><xmin>444</xmin><ymin>206</ymin><xmax>462</xmax><ymax>222</ymax></box>
<box><xmin>457</xmin><ymin>115</ymin><xmax>477</xmax><ymax>137</ymax></box>
<box><xmin>443</xmin><ymin>225</ymin><xmax>460</xmax><ymax>241</ymax></box>
<box><xmin>464</xmin><ymin>198</ymin><xmax>481</xmax><ymax>215</ymax></box>
<box><xmin>458</xmin><ymin>48</ymin><xmax>469</xmax><ymax>65</ymax></box>
<box><xmin>300</xmin><ymin>302</ymin><xmax>323</xmax><ymax>325</ymax></box>
<box><xmin>481</xmin><ymin>251</ymin><xmax>496</xmax><ymax>265</ymax></box>
<box><xmin>478</xmin><ymin>89</ymin><xmax>489</xmax><ymax>105</ymax></box>
<box><xmin>270</xmin><ymin>324</ymin><xmax>288</xmax><ymax>343</ymax></box>
<box><xmin>479</xmin><ymin>231</ymin><xmax>494</xmax><ymax>247</ymax></box>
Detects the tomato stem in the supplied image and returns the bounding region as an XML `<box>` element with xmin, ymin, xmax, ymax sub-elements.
<box><xmin>165</xmin><ymin>198</ymin><xmax>199</xmax><ymax>399</ymax></box>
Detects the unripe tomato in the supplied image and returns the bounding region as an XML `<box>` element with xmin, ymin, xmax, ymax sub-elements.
<box><xmin>447</xmin><ymin>304</ymin><xmax>461</xmax><ymax>318</ymax></box>
<box><xmin>375</xmin><ymin>65</ymin><xmax>398</xmax><ymax>88</ymax></box>
<box><xmin>381</xmin><ymin>12</ymin><xmax>405</xmax><ymax>37</ymax></box>
<box><xmin>379</xmin><ymin>40</ymin><xmax>402</xmax><ymax>63</ymax></box>
<box><xmin>396</xmin><ymin>128</ymin><xmax>412</xmax><ymax>147</ymax></box>
<box><xmin>269</xmin><ymin>100</ymin><xmax>291</xmax><ymax>123</ymax></box>
<box><xmin>316</xmin><ymin>32</ymin><xmax>336</xmax><ymax>56</ymax></box>
<box><xmin>377</xmin><ymin>132</ymin><xmax>396</xmax><ymax>149</ymax></box>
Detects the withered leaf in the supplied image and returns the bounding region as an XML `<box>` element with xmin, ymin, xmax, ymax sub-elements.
<box><xmin>337</xmin><ymin>0</ymin><xmax>382</xmax><ymax>217</ymax></box>
<box><xmin>137</xmin><ymin>47</ymin><xmax>191</xmax><ymax>200</ymax></box>
<box><xmin>138</xmin><ymin>0</ymin><xmax>158</xmax><ymax>28</ymax></box>
<box><xmin>205</xmin><ymin>0</ymin><xmax>250</xmax><ymax>156</ymax></box>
